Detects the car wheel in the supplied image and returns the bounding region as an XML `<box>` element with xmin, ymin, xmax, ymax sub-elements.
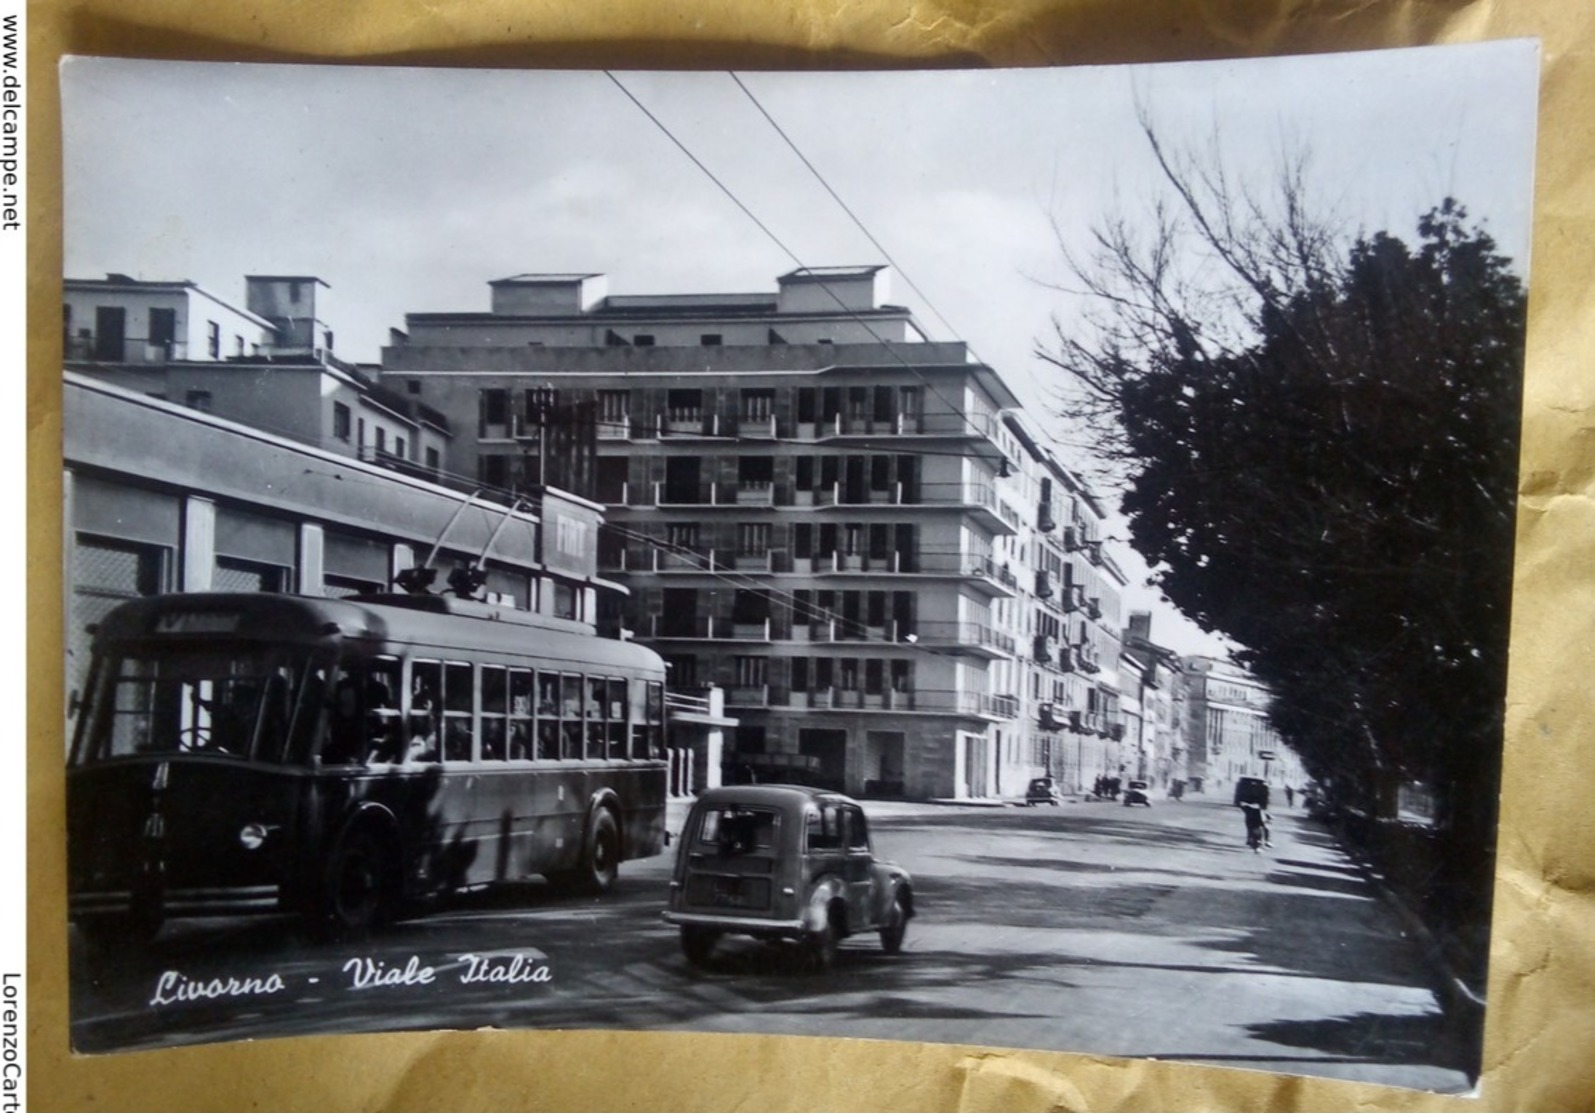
<box><xmin>807</xmin><ymin>910</ymin><xmax>839</xmax><ymax>971</ymax></box>
<box><xmin>681</xmin><ymin>927</ymin><xmax>720</xmax><ymax>969</ymax></box>
<box><xmin>879</xmin><ymin>896</ymin><xmax>908</xmax><ymax>955</ymax></box>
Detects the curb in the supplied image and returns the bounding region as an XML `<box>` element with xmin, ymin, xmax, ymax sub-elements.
<box><xmin>1314</xmin><ymin>817</ymin><xmax>1486</xmax><ymax>1080</ymax></box>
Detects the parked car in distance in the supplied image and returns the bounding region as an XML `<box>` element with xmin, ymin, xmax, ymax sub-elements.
<box><xmin>1025</xmin><ymin>777</ymin><xmax>1063</xmax><ymax>806</ymax></box>
<box><xmin>1122</xmin><ymin>779</ymin><xmax>1152</xmax><ymax>807</ymax></box>
<box><xmin>663</xmin><ymin>785</ymin><xmax>913</xmax><ymax>971</ymax></box>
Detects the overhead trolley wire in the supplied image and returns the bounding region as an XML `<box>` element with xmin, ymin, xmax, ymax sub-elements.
<box><xmin>603</xmin><ymin>70</ymin><xmax>1003</xmax><ymax>463</ymax></box>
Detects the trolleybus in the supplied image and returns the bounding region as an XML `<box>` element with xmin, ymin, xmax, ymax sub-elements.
<box><xmin>67</xmin><ymin>591</ymin><xmax>669</xmax><ymax>944</ymax></box>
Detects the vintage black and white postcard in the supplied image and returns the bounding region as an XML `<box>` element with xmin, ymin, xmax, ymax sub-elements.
<box><xmin>59</xmin><ymin>42</ymin><xmax>1537</xmax><ymax>1094</ymax></box>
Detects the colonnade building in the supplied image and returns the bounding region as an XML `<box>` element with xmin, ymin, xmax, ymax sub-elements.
<box><xmin>381</xmin><ymin>267</ymin><xmax>1132</xmax><ymax>800</ymax></box>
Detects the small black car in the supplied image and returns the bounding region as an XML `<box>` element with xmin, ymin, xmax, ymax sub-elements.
<box><xmin>1025</xmin><ymin>777</ymin><xmax>1063</xmax><ymax>806</ymax></box>
<box><xmin>1122</xmin><ymin>779</ymin><xmax>1152</xmax><ymax>807</ymax></box>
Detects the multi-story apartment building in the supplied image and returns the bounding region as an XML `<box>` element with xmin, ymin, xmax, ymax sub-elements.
<box><xmin>1121</xmin><ymin>612</ymin><xmax>1190</xmax><ymax>792</ymax></box>
<box><xmin>1181</xmin><ymin>656</ymin><xmax>1285</xmax><ymax>793</ymax></box>
<box><xmin>64</xmin><ymin>273</ymin><xmax>450</xmax><ymax>478</ymax></box>
<box><xmin>381</xmin><ymin>266</ymin><xmax>1134</xmax><ymax>801</ymax></box>
<box><xmin>994</xmin><ymin>416</ymin><xmax>1129</xmax><ymax>797</ymax></box>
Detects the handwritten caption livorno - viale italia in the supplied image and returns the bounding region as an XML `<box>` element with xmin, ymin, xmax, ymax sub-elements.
<box><xmin>148</xmin><ymin>952</ymin><xmax>552</xmax><ymax>1007</ymax></box>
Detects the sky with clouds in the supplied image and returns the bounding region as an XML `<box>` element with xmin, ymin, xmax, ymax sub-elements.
<box><xmin>59</xmin><ymin>41</ymin><xmax>1540</xmax><ymax>657</ymax></box>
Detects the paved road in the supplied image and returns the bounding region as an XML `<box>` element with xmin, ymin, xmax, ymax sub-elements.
<box><xmin>67</xmin><ymin>793</ymin><xmax>1473</xmax><ymax>1093</ymax></box>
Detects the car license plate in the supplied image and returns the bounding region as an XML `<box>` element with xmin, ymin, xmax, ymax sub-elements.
<box><xmin>712</xmin><ymin>877</ymin><xmax>744</xmax><ymax>906</ymax></box>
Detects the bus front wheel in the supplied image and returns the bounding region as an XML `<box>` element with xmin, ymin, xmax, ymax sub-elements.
<box><xmin>320</xmin><ymin>829</ymin><xmax>393</xmax><ymax>939</ymax></box>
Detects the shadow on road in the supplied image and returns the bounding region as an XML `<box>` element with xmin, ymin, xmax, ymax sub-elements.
<box><xmin>1246</xmin><ymin>1010</ymin><xmax>1472</xmax><ymax>1073</ymax></box>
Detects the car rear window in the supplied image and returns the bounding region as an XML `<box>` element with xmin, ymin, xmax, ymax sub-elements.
<box><xmin>696</xmin><ymin>806</ymin><xmax>778</xmax><ymax>854</ymax></box>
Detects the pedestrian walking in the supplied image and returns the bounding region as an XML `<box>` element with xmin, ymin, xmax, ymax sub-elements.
<box><xmin>1284</xmin><ymin>785</ymin><xmax>1295</xmax><ymax>808</ymax></box>
<box><xmin>1239</xmin><ymin>801</ymin><xmax>1268</xmax><ymax>852</ymax></box>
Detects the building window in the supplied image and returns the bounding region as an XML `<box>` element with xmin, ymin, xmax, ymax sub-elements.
<box><xmin>94</xmin><ymin>306</ymin><xmax>126</xmax><ymax>361</ymax></box>
<box><xmin>206</xmin><ymin>320</ymin><xmax>220</xmax><ymax>359</ymax></box>
<box><xmin>597</xmin><ymin>389</ymin><xmax>629</xmax><ymax>424</ymax></box>
<box><xmin>701</xmin><ymin>333</ymin><xmax>723</xmax><ymax>347</ymax></box>
<box><xmin>395</xmin><ymin>436</ymin><xmax>407</xmax><ymax>459</ymax></box>
<box><xmin>148</xmin><ymin>307</ymin><xmax>176</xmax><ymax>355</ymax></box>
<box><xmin>407</xmin><ymin>379</ymin><xmax>422</xmax><ymax>394</ymax></box>
<box><xmin>552</xmin><ymin>581</ymin><xmax>579</xmax><ymax>620</ymax></box>
<box><xmin>667</xmin><ymin>522</ymin><xmax>700</xmax><ymax>550</ymax></box>
<box><xmin>480</xmin><ymin>388</ymin><xmax>508</xmax><ymax>437</ymax></box>
<box><xmin>734</xmin><ymin>656</ymin><xmax>768</xmax><ymax>688</ymax></box>
<box><xmin>732</xmin><ymin>589</ymin><xmax>769</xmax><ymax>624</ymax></box>
<box><xmin>185</xmin><ymin>389</ymin><xmax>213</xmax><ymax>413</ymax></box>
<box><xmin>738</xmin><ymin>522</ymin><xmax>771</xmax><ymax>556</ymax></box>
<box><xmin>375</xmin><ymin>427</ymin><xmax>387</xmax><ymax>454</ymax></box>
<box><xmin>333</xmin><ymin>402</ymin><xmax>352</xmax><ymax>441</ymax></box>
<box><xmin>633</xmin><ymin>334</ymin><xmax>655</xmax><ymax>347</ymax></box>
<box><xmin>213</xmin><ymin>556</ymin><xmax>289</xmax><ymax>593</ymax></box>
<box><xmin>741</xmin><ymin>389</ymin><xmax>774</xmax><ymax>421</ymax></box>
<box><xmin>234</xmin><ymin>335</ymin><xmax>245</xmax><ymax>358</ymax></box>
<box><xmin>738</xmin><ymin>456</ymin><xmax>774</xmax><ymax>488</ymax></box>
<box><xmin>425</xmin><ymin>447</ymin><xmax>440</xmax><ymax>472</ymax></box>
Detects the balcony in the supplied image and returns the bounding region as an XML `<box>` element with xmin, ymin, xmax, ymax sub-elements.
<box><xmin>727</xmin><ymin>619</ymin><xmax>772</xmax><ymax>641</ymax></box>
<box><xmin>726</xmin><ymin>684</ymin><xmax>770</xmax><ymax>707</ymax></box>
<box><xmin>731</xmin><ymin>550</ymin><xmax>773</xmax><ymax>573</ymax></box>
<box><xmin>910</xmin><ymin>553</ymin><xmax>1017</xmax><ymax>597</ymax></box>
<box><xmin>655</xmin><ymin>481</ymin><xmax>717</xmax><ymax>507</ymax></box>
<box><xmin>650</xmin><ymin>616</ymin><xmax>724</xmax><ymax>640</ymax></box>
<box><xmin>807</xmin><ymin>413</ymin><xmax>926</xmax><ymax>440</ymax></box>
<box><xmin>658</xmin><ymin>409</ymin><xmax>707</xmax><ymax>437</ymax></box>
<box><xmin>653</xmin><ymin>547</ymin><xmax>716</xmax><ymax>572</ymax></box>
<box><xmin>904</xmin><ymin>620</ymin><xmax>1015</xmax><ymax>659</ymax></box>
<box><xmin>736</xmin><ymin>414</ymin><xmax>778</xmax><ymax>439</ymax></box>
<box><xmin>596</xmin><ymin>418</ymin><xmax>631</xmax><ymax>440</ymax></box>
<box><xmin>733</xmin><ymin>481</ymin><xmax>774</xmax><ymax>506</ymax></box>
<box><xmin>916</xmin><ymin>482</ymin><xmax>1019</xmax><ymax>535</ymax></box>
<box><xmin>780</xmin><ymin>688</ymin><xmax>998</xmax><ymax>717</ymax></box>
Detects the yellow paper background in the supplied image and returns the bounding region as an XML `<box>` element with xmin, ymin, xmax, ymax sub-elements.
<box><xmin>24</xmin><ymin>1</ymin><xmax>1595</xmax><ymax>1110</ymax></box>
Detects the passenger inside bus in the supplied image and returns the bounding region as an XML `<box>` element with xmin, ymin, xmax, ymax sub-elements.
<box><xmin>406</xmin><ymin>673</ymin><xmax>440</xmax><ymax>762</ymax></box>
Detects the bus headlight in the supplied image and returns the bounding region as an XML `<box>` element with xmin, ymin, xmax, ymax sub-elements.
<box><xmin>239</xmin><ymin>823</ymin><xmax>272</xmax><ymax>850</ymax></box>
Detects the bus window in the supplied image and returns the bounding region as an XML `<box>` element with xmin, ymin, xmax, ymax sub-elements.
<box><xmin>253</xmin><ymin>663</ymin><xmax>296</xmax><ymax>764</ymax></box>
<box><xmin>561</xmin><ymin>674</ymin><xmax>584</xmax><ymax>759</ymax></box>
<box><xmin>443</xmin><ymin>662</ymin><xmax>473</xmax><ymax>762</ymax></box>
<box><xmin>408</xmin><ymin>661</ymin><xmax>442</xmax><ymax>762</ymax></box>
<box><xmin>82</xmin><ymin>648</ymin><xmax>314</xmax><ymax>762</ymax></box>
<box><xmin>481</xmin><ymin>666</ymin><xmax>508</xmax><ymax>761</ymax></box>
<box><xmin>607</xmin><ymin>678</ymin><xmax>627</xmax><ymax>758</ymax></box>
<box><xmin>586</xmin><ymin>677</ymin><xmax>610</xmax><ymax>758</ymax></box>
<box><xmin>536</xmin><ymin>671</ymin><xmax>560</xmax><ymax>760</ymax></box>
<box><xmin>326</xmin><ymin>656</ymin><xmax>402</xmax><ymax>766</ymax></box>
<box><xmin>646</xmin><ymin>680</ymin><xmax>665</xmax><ymax>760</ymax></box>
<box><xmin>508</xmin><ymin>669</ymin><xmax>534</xmax><ymax>759</ymax></box>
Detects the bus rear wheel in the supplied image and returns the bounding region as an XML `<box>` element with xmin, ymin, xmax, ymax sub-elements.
<box><xmin>320</xmin><ymin>829</ymin><xmax>393</xmax><ymax>940</ymax></box>
<box><xmin>550</xmin><ymin>806</ymin><xmax>620</xmax><ymax>895</ymax></box>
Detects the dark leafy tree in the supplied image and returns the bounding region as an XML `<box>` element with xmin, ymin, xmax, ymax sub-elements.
<box><xmin>1038</xmin><ymin>121</ymin><xmax>1526</xmax><ymax>980</ymax></box>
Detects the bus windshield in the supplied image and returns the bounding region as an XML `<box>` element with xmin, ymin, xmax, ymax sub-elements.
<box><xmin>76</xmin><ymin>645</ymin><xmax>313</xmax><ymax>764</ymax></box>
